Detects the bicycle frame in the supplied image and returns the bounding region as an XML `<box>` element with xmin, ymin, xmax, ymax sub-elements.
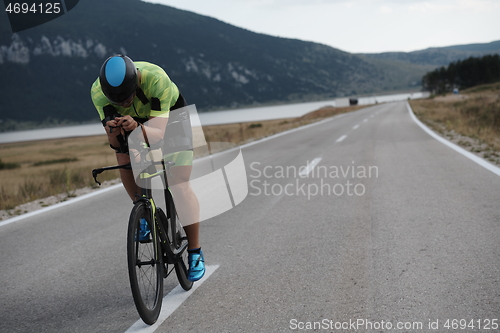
<box><xmin>91</xmin><ymin>159</ymin><xmax>187</xmax><ymax>263</ymax></box>
<box><xmin>136</xmin><ymin>162</ymin><xmax>188</xmax><ymax>262</ymax></box>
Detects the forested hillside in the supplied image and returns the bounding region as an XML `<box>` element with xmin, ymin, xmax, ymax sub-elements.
<box><xmin>0</xmin><ymin>0</ymin><xmax>498</xmax><ymax>131</ymax></box>
<box><xmin>422</xmin><ymin>55</ymin><xmax>500</xmax><ymax>94</ymax></box>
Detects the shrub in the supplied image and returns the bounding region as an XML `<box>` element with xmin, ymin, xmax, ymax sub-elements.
<box><xmin>0</xmin><ymin>159</ymin><xmax>20</xmax><ymax>170</ymax></box>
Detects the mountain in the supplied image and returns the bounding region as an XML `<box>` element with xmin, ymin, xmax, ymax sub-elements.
<box><xmin>0</xmin><ymin>0</ymin><xmax>498</xmax><ymax>130</ymax></box>
<box><xmin>359</xmin><ymin>40</ymin><xmax>500</xmax><ymax>66</ymax></box>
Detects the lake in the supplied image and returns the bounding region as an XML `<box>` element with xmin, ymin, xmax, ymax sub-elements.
<box><xmin>0</xmin><ymin>91</ymin><xmax>428</xmax><ymax>144</ymax></box>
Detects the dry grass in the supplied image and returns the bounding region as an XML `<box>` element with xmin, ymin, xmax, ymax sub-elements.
<box><xmin>202</xmin><ymin>105</ymin><xmax>364</xmax><ymax>146</ymax></box>
<box><xmin>409</xmin><ymin>82</ymin><xmax>500</xmax><ymax>163</ymax></box>
<box><xmin>0</xmin><ymin>104</ymin><xmax>363</xmax><ymax>212</ymax></box>
<box><xmin>0</xmin><ymin>136</ymin><xmax>119</xmax><ymax>210</ymax></box>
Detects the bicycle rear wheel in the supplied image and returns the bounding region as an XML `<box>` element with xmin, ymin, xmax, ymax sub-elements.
<box><xmin>127</xmin><ymin>202</ymin><xmax>163</xmax><ymax>325</ymax></box>
<box><xmin>164</xmin><ymin>195</ymin><xmax>193</xmax><ymax>291</ymax></box>
<box><xmin>172</xmin><ymin>213</ymin><xmax>193</xmax><ymax>291</ymax></box>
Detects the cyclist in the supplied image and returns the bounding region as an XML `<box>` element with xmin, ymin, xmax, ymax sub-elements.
<box><xmin>90</xmin><ymin>55</ymin><xmax>205</xmax><ymax>282</ymax></box>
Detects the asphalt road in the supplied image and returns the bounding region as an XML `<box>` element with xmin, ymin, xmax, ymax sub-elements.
<box><xmin>1</xmin><ymin>101</ymin><xmax>499</xmax><ymax>333</ymax></box>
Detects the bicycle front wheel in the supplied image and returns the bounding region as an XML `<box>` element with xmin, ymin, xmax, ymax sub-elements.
<box><xmin>127</xmin><ymin>202</ymin><xmax>163</xmax><ymax>325</ymax></box>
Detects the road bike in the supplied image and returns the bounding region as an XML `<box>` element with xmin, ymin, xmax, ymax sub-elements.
<box><xmin>92</xmin><ymin>154</ymin><xmax>193</xmax><ymax>325</ymax></box>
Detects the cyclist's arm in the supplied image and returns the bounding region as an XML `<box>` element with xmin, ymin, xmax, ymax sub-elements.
<box><xmin>139</xmin><ymin>65</ymin><xmax>177</xmax><ymax>144</ymax></box>
<box><xmin>104</xmin><ymin>118</ymin><xmax>126</xmax><ymax>152</ymax></box>
<box><xmin>134</xmin><ymin>72</ymin><xmax>174</xmax><ymax>145</ymax></box>
<box><xmin>140</xmin><ymin>116</ymin><xmax>168</xmax><ymax>145</ymax></box>
<box><xmin>115</xmin><ymin>115</ymin><xmax>168</xmax><ymax>146</ymax></box>
<box><xmin>91</xmin><ymin>80</ymin><xmax>125</xmax><ymax>149</ymax></box>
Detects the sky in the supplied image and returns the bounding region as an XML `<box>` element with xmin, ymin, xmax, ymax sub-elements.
<box><xmin>142</xmin><ymin>0</ymin><xmax>500</xmax><ymax>54</ymax></box>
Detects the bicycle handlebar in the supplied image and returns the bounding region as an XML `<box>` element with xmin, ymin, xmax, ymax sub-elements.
<box><xmin>91</xmin><ymin>161</ymin><xmax>176</xmax><ymax>185</ymax></box>
<box><xmin>92</xmin><ymin>163</ymin><xmax>132</xmax><ymax>186</ymax></box>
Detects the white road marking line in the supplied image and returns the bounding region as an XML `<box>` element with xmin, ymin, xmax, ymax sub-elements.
<box><xmin>197</xmin><ymin>114</ymin><xmax>350</xmax><ymax>162</ymax></box>
<box><xmin>299</xmin><ymin>158</ymin><xmax>323</xmax><ymax>177</ymax></box>
<box><xmin>125</xmin><ymin>265</ymin><xmax>220</xmax><ymax>333</ymax></box>
<box><xmin>336</xmin><ymin>135</ymin><xmax>347</xmax><ymax>143</ymax></box>
<box><xmin>353</xmin><ymin>124</ymin><xmax>360</xmax><ymax>130</ymax></box>
<box><xmin>407</xmin><ymin>102</ymin><xmax>500</xmax><ymax>177</ymax></box>
<box><xmin>0</xmin><ymin>184</ymin><xmax>123</xmax><ymax>228</ymax></box>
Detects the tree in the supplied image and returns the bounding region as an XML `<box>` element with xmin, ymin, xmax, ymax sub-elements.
<box><xmin>422</xmin><ymin>54</ymin><xmax>500</xmax><ymax>94</ymax></box>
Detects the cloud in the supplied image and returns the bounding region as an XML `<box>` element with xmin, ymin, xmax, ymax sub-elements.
<box><xmin>379</xmin><ymin>5</ymin><xmax>393</xmax><ymax>13</ymax></box>
<box><xmin>142</xmin><ymin>0</ymin><xmax>500</xmax><ymax>53</ymax></box>
<box><xmin>408</xmin><ymin>0</ymin><xmax>500</xmax><ymax>13</ymax></box>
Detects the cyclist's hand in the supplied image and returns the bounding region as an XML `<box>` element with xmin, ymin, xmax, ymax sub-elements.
<box><xmin>105</xmin><ymin>119</ymin><xmax>121</xmax><ymax>137</ymax></box>
<box><xmin>116</xmin><ymin>115</ymin><xmax>139</xmax><ymax>132</ymax></box>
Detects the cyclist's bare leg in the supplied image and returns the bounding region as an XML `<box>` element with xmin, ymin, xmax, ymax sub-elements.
<box><xmin>116</xmin><ymin>153</ymin><xmax>141</xmax><ymax>201</ymax></box>
<box><xmin>183</xmin><ymin>224</ymin><xmax>200</xmax><ymax>250</ymax></box>
<box><xmin>167</xmin><ymin>165</ymin><xmax>201</xmax><ymax>250</ymax></box>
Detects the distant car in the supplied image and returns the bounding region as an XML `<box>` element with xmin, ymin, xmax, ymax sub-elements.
<box><xmin>349</xmin><ymin>98</ymin><xmax>358</xmax><ymax>105</ymax></box>
<box><xmin>453</xmin><ymin>88</ymin><xmax>459</xmax><ymax>94</ymax></box>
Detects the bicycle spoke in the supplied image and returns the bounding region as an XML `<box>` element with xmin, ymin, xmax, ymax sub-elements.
<box><xmin>134</xmin><ymin>241</ymin><xmax>160</xmax><ymax>309</ymax></box>
<box><xmin>136</xmin><ymin>262</ymin><xmax>157</xmax><ymax>308</ymax></box>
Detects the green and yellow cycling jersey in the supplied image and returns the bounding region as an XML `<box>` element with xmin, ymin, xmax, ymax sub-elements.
<box><xmin>90</xmin><ymin>61</ymin><xmax>179</xmax><ymax>120</ymax></box>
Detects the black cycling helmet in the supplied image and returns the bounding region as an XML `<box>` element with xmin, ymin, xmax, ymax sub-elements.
<box><xmin>99</xmin><ymin>55</ymin><xmax>138</xmax><ymax>104</ymax></box>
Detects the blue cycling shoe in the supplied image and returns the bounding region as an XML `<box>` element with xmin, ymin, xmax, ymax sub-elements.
<box><xmin>187</xmin><ymin>248</ymin><xmax>205</xmax><ymax>282</ymax></box>
<box><xmin>138</xmin><ymin>218</ymin><xmax>151</xmax><ymax>242</ymax></box>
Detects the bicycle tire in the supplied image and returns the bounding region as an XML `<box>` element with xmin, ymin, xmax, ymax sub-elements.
<box><xmin>173</xmin><ymin>213</ymin><xmax>193</xmax><ymax>291</ymax></box>
<box><xmin>127</xmin><ymin>202</ymin><xmax>163</xmax><ymax>325</ymax></box>
<box><xmin>166</xmin><ymin>196</ymin><xmax>193</xmax><ymax>291</ymax></box>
